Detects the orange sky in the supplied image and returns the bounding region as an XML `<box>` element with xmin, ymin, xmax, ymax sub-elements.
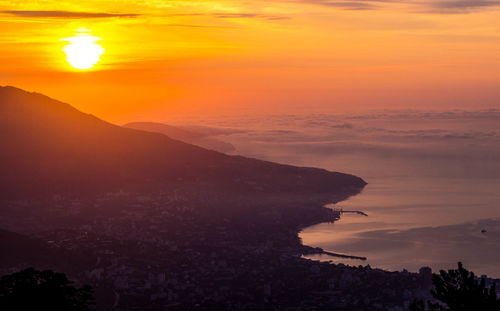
<box><xmin>1</xmin><ymin>0</ymin><xmax>500</xmax><ymax>123</ymax></box>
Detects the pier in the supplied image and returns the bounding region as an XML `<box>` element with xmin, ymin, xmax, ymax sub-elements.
<box><xmin>333</xmin><ymin>208</ymin><xmax>368</xmax><ymax>217</ymax></box>
<box><xmin>303</xmin><ymin>246</ymin><xmax>367</xmax><ymax>261</ymax></box>
<box><xmin>322</xmin><ymin>250</ymin><xmax>367</xmax><ymax>261</ymax></box>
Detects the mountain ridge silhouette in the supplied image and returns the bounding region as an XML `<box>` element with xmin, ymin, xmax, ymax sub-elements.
<box><xmin>0</xmin><ymin>86</ymin><xmax>366</xmax><ymax>200</ymax></box>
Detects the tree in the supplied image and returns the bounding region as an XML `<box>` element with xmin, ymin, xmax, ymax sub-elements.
<box><xmin>410</xmin><ymin>262</ymin><xmax>500</xmax><ymax>311</ymax></box>
<box><xmin>0</xmin><ymin>267</ymin><xmax>95</xmax><ymax>311</ymax></box>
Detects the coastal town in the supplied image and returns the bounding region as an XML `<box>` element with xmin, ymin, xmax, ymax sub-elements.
<box><xmin>4</xmin><ymin>190</ymin><xmax>495</xmax><ymax>310</ymax></box>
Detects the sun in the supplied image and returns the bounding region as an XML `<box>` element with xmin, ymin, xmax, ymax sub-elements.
<box><xmin>62</xmin><ymin>30</ymin><xmax>104</xmax><ymax>70</ymax></box>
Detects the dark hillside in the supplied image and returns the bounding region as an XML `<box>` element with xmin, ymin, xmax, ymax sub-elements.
<box><xmin>0</xmin><ymin>86</ymin><xmax>365</xmax><ymax>200</ymax></box>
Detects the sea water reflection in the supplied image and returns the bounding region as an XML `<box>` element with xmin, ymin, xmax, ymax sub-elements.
<box><xmin>300</xmin><ymin>177</ymin><xmax>500</xmax><ymax>277</ymax></box>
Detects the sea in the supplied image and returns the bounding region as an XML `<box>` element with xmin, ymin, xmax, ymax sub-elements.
<box><xmin>172</xmin><ymin>110</ymin><xmax>500</xmax><ymax>278</ymax></box>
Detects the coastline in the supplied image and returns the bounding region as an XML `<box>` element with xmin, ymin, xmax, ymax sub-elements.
<box><xmin>296</xmin><ymin>186</ymin><xmax>368</xmax><ymax>262</ymax></box>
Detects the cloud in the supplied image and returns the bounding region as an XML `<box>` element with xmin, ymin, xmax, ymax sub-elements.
<box><xmin>161</xmin><ymin>12</ymin><xmax>289</xmax><ymax>20</ymax></box>
<box><xmin>305</xmin><ymin>1</ymin><xmax>379</xmax><ymax>10</ymax></box>
<box><xmin>1</xmin><ymin>10</ymin><xmax>140</xmax><ymax>18</ymax></box>
<box><xmin>424</xmin><ymin>0</ymin><xmax>500</xmax><ymax>12</ymax></box>
<box><xmin>211</xmin><ymin>13</ymin><xmax>290</xmax><ymax>20</ymax></box>
<box><xmin>282</xmin><ymin>0</ymin><xmax>500</xmax><ymax>12</ymax></box>
<box><xmin>331</xmin><ymin>122</ymin><xmax>355</xmax><ymax>129</ymax></box>
<box><xmin>164</xmin><ymin>24</ymin><xmax>235</xmax><ymax>29</ymax></box>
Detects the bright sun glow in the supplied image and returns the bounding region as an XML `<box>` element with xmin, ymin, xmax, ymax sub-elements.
<box><xmin>62</xmin><ymin>30</ymin><xmax>104</xmax><ymax>70</ymax></box>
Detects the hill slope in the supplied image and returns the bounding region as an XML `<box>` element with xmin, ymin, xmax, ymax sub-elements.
<box><xmin>124</xmin><ymin>121</ymin><xmax>235</xmax><ymax>153</ymax></box>
<box><xmin>0</xmin><ymin>86</ymin><xmax>366</xmax><ymax>200</ymax></box>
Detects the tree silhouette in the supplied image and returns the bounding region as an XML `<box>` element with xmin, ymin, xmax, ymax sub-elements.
<box><xmin>0</xmin><ymin>268</ymin><xmax>95</xmax><ymax>311</ymax></box>
<box><xmin>410</xmin><ymin>262</ymin><xmax>500</xmax><ymax>311</ymax></box>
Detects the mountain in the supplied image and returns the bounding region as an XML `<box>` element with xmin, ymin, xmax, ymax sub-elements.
<box><xmin>123</xmin><ymin>122</ymin><xmax>236</xmax><ymax>153</ymax></box>
<box><xmin>0</xmin><ymin>86</ymin><xmax>366</xmax><ymax>201</ymax></box>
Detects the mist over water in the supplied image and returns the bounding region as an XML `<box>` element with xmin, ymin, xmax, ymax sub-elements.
<box><xmin>173</xmin><ymin>110</ymin><xmax>500</xmax><ymax>277</ymax></box>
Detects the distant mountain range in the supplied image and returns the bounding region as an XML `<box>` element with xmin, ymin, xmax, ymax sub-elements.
<box><xmin>123</xmin><ymin>122</ymin><xmax>235</xmax><ymax>153</ymax></box>
<box><xmin>0</xmin><ymin>86</ymin><xmax>366</xmax><ymax>201</ymax></box>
